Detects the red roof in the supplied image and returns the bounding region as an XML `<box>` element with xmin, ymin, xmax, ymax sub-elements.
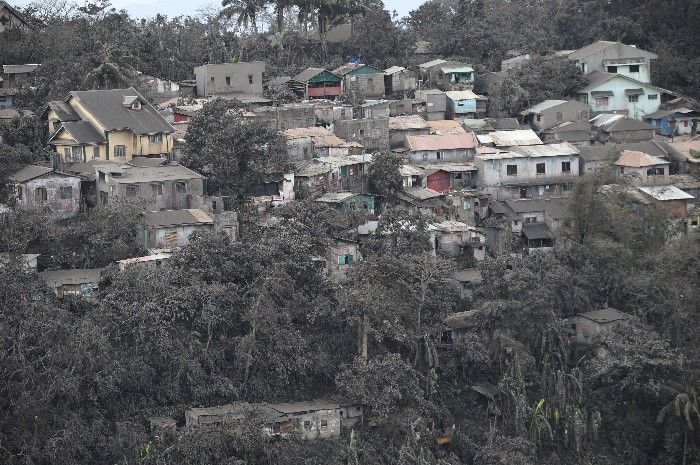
<box><xmin>407</xmin><ymin>133</ymin><xmax>477</xmax><ymax>151</ymax></box>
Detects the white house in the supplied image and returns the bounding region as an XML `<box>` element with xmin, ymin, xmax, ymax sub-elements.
<box><xmin>475</xmin><ymin>142</ymin><xmax>580</xmax><ymax>199</ymax></box>
<box><xmin>565</xmin><ymin>40</ymin><xmax>658</xmax><ymax>84</ymax></box>
<box><xmin>577</xmin><ymin>71</ymin><xmax>665</xmax><ymax>120</ymax></box>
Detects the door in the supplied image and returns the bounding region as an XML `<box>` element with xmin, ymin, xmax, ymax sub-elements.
<box><xmin>519</xmin><ymin>187</ymin><xmax>527</xmax><ymax>199</ymax></box>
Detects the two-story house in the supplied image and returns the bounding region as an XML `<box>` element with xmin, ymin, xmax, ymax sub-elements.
<box><xmin>521</xmin><ymin>99</ymin><xmax>591</xmax><ymax>131</ymax></box>
<box><xmin>194</xmin><ymin>62</ymin><xmax>266</xmax><ymax>98</ymax></box>
<box><xmin>0</xmin><ymin>63</ymin><xmax>39</xmax><ymax>108</ymax></box>
<box><xmin>576</xmin><ymin>71</ymin><xmax>666</xmax><ymax>120</ymax></box>
<box><xmin>475</xmin><ymin>142</ymin><xmax>580</xmax><ymax>199</ymax></box>
<box><xmin>9</xmin><ymin>165</ymin><xmax>82</xmax><ymax>219</ymax></box>
<box><xmin>445</xmin><ymin>90</ymin><xmax>487</xmax><ymax>119</ymax></box>
<box><xmin>614</xmin><ymin>150</ymin><xmax>670</xmax><ymax>186</ymax></box>
<box><xmin>406</xmin><ymin>133</ymin><xmax>478</xmax><ymax>162</ymax></box>
<box><xmin>95</xmin><ymin>162</ymin><xmax>206</xmax><ymax>210</ymax></box>
<box><xmin>565</xmin><ymin>41</ymin><xmax>658</xmax><ymax>84</ymax></box>
<box><xmin>44</xmin><ymin>87</ymin><xmax>174</xmax><ymax>162</ymax></box>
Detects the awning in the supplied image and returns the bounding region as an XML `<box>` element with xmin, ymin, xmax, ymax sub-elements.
<box><xmin>522</xmin><ymin>223</ymin><xmax>552</xmax><ymax>240</ymax></box>
<box><xmin>591</xmin><ymin>90</ymin><xmax>614</xmax><ymax>97</ymax></box>
<box><xmin>625</xmin><ymin>88</ymin><xmax>645</xmax><ymax>96</ymax></box>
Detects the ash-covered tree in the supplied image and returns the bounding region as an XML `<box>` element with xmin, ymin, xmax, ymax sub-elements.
<box><xmin>367</xmin><ymin>151</ymin><xmax>402</xmax><ymax>198</ymax></box>
<box><xmin>182</xmin><ymin>99</ymin><xmax>290</xmax><ymax>201</ymax></box>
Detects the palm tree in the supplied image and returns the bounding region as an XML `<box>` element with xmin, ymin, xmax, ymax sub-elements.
<box><xmin>83</xmin><ymin>45</ymin><xmax>137</xmax><ymax>90</ymax></box>
<box><xmin>657</xmin><ymin>383</ymin><xmax>700</xmax><ymax>465</ymax></box>
<box><xmin>529</xmin><ymin>399</ymin><xmax>554</xmax><ymax>450</ymax></box>
<box><xmin>220</xmin><ymin>0</ymin><xmax>266</xmax><ymax>33</ymax></box>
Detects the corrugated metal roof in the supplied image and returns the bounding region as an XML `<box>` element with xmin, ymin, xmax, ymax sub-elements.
<box><xmin>56</xmin><ymin>121</ymin><xmax>106</xmax><ymax>144</ymax></box>
<box><xmin>384</xmin><ymin>66</ymin><xmax>406</xmax><ymax>76</ymax></box>
<box><xmin>293</xmin><ymin>67</ymin><xmax>341</xmax><ymax>83</ymax></box>
<box><xmin>521</xmin><ymin>99</ymin><xmax>568</xmax><ymax>115</ymax></box>
<box><xmin>407</xmin><ymin>133</ymin><xmax>477</xmax><ymax>151</ymax></box>
<box><xmin>315</xmin><ymin>192</ymin><xmax>356</xmax><ymax>203</ymax></box>
<box><xmin>403</xmin><ymin>187</ymin><xmax>444</xmax><ymax>200</ymax></box>
<box><xmin>46</xmin><ymin>100</ymin><xmax>80</xmax><ymax>122</ymax></box>
<box><xmin>282</xmin><ymin>126</ymin><xmax>362</xmax><ymax>148</ymax></box>
<box><xmin>106</xmin><ymin>163</ymin><xmax>203</xmax><ymax>183</ymax></box>
<box><xmin>487</xmin><ymin>129</ymin><xmax>543</xmax><ymax>147</ymax></box>
<box><xmin>441</xmin><ymin>65</ymin><xmax>474</xmax><ymax>74</ymax></box>
<box><xmin>416</xmin><ymin>162</ymin><xmax>477</xmax><ymax>172</ymax></box>
<box><xmin>142</xmin><ymin>209</ymin><xmax>213</xmax><ymax>227</ymax></box>
<box><xmin>510</xmin><ymin>142</ymin><xmax>579</xmax><ymax>157</ymax></box>
<box><xmin>615</xmin><ymin>150</ymin><xmax>669</xmax><ymax>167</ymax></box>
<box><xmin>522</xmin><ymin>222</ymin><xmax>552</xmax><ymax>239</ymax></box>
<box><xmin>638</xmin><ymin>185</ymin><xmax>694</xmax><ymax>201</ymax></box>
<box><xmin>40</xmin><ymin>268</ymin><xmax>104</xmax><ymax>287</ymax></box>
<box><xmin>9</xmin><ymin>165</ymin><xmax>54</xmax><ymax>183</ymax></box>
<box><xmin>445</xmin><ymin>90</ymin><xmax>485</xmax><ymax>101</ymax></box>
<box><xmin>389</xmin><ymin>115</ymin><xmax>429</xmax><ymax>130</ymax></box>
<box><xmin>69</xmin><ymin>87</ymin><xmax>175</xmax><ymax>135</ymax></box>
<box><xmin>567</xmin><ymin>40</ymin><xmax>618</xmax><ymax>60</ymax></box>
<box><xmin>418</xmin><ymin>59</ymin><xmax>447</xmax><ymax>69</ymax></box>
<box><xmin>2</xmin><ymin>64</ymin><xmax>39</xmax><ymax>74</ymax></box>
<box><xmin>576</xmin><ymin>307</ymin><xmax>631</xmax><ymax>323</ymax></box>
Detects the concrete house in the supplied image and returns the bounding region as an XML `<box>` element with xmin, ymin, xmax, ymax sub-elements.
<box><xmin>384</xmin><ymin>66</ymin><xmax>417</xmax><ymax>95</ymax></box>
<box><xmin>521</xmin><ymin>99</ymin><xmax>591</xmax><ymax>131</ymax></box>
<box><xmin>9</xmin><ymin>165</ymin><xmax>82</xmax><ymax>219</ymax></box>
<box><xmin>282</xmin><ymin>126</ymin><xmax>362</xmax><ymax>160</ymax></box>
<box><xmin>565</xmin><ymin>41</ymin><xmax>658</xmax><ymax>84</ymax></box>
<box><xmin>0</xmin><ymin>63</ymin><xmax>39</xmax><ymax>108</ymax></box>
<box><xmin>332</xmin><ymin>63</ymin><xmax>385</xmax><ymax>98</ymax></box>
<box><xmin>389</xmin><ymin>115</ymin><xmax>430</xmax><ymax>149</ymax></box>
<box><xmin>541</xmin><ymin>120</ymin><xmax>594</xmax><ymax>144</ymax></box>
<box><xmin>615</xmin><ymin>150</ymin><xmax>670</xmax><ymax>186</ymax></box>
<box><xmin>315</xmin><ymin>192</ymin><xmax>375</xmax><ymax>215</ymax></box>
<box><xmin>333</xmin><ymin>117</ymin><xmax>390</xmax><ymax>151</ymax></box>
<box><xmin>590</xmin><ymin>113</ymin><xmax>658</xmax><ymax>143</ymax></box>
<box><xmin>637</xmin><ymin>185</ymin><xmax>695</xmax><ymax>218</ymax></box>
<box><xmin>326</xmin><ymin>238</ymin><xmax>362</xmax><ymax>282</ymax></box>
<box><xmin>477</xmin><ymin>129</ymin><xmax>543</xmax><ymax>149</ymax></box>
<box><xmin>568</xmin><ymin>307</ymin><xmax>631</xmax><ymax>345</ymax></box>
<box><xmin>95</xmin><ymin>162</ymin><xmax>206</xmax><ymax>210</ymax></box>
<box><xmin>429</xmin><ymin>220</ymin><xmax>486</xmax><ymax>261</ymax></box>
<box><xmin>415</xmin><ymin>89</ymin><xmax>447</xmax><ymax>121</ymax></box>
<box><xmin>247</xmin><ymin>103</ymin><xmax>317</xmax><ymax>131</ymax></box>
<box><xmin>0</xmin><ymin>1</ymin><xmax>32</xmax><ymax>32</ymax></box>
<box><xmin>140</xmin><ymin>209</ymin><xmax>215</xmax><ymax>248</ymax></box>
<box><xmin>405</xmin><ymin>133</ymin><xmax>478</xmax><ymax>162</ymax></box>
<box><xmin>576</xmin><ymin>71</ymin><xmax>665</xmax><ymax>119</ymax></box>
<box><xmin>445</xmin><ymin>90</ymin><xmax>487</xmax><ymax>119</ymax></box>
<box><xmin>294</xmin><ymin>155</ymin><xmax>371</xmax><ymax>194</ymax></box>
<box><xmin>40</xmin><ymin>268</ymin><xmax>104</xmax><ymax>299</ymax></box>
<box><xmin>44</xmin><ymin>88</ymin><xmax>174</xmax><ymax>162</ymax></box>
<box><xmin>475</xmin><ymin>142</ymin><xmax>581</xmax><ymax>199</ymax></box>
<box><xmin>292</xmin><ymin>68</ymin><xmax>343</xmax><ymax>100</ymax></box>
<box><xmin>194</xmin><ymin>62</ymin><xmax>266</xmax><ymax>98</ymax></box>
<box><xmin>643</xmin><ymin>108</ymin><xmax>700</xmax><ymax>136</ymax></box>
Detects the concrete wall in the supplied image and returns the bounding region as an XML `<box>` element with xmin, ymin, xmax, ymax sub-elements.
<box><xmin>285</xmin><ymin>137</ymin><xmax>315</xmax><ymax>161</ymax></box>
<box><xmin>265</xmin><ymin>410</ymin><xmax>342</xmax><ymax>440</ymax></box>
<box><xmin>99</xmin><ymin>177</ymin><xmax>205</xmax><ymax>210</ymax></box>
<box><xmin>343</xmin><ymin>74</ymin><xmax>385</xmax><ymax>98</ymax></box>
<box><xmin>15</xmin><ymin>174</ymin><xmax>81</xmax><ymax>219</ymax></box>
<box><xmin>578</xmin><ymin>76</ymin><xmax>661</xmax><ymax>119</ymax></box>
<box><xmin>327</xmin><ymin>242</ymin><xmax>361</xmax><ymax>281</ymax></box>
<box><xmin>334</xmin><ymin>117</ymin><xmax>390</xmax><ymax>151</ymax></box>
<box><xmin>252</xmin><ymin>105</ymin><xmax>316</xmax><ymax>130</ymax></box>
<box><xmin>145</xmin><ymin>224</ymin><xmax>211</xmax><ymax>248</ymax></box>
<box><xmin>194</xmin><ymin>62</ymin><xmax>265</xmax><ymax>97</ymax></box>
<box><xmin>390</xmin><ymin>127</ymin><xmax>430</xmax><ymax>149</ymax></box>
<box><xmin>408</xmin><ymin>148</ymin><xmax>474</xmax><ymax>162</ymax></box>
<box><xmin>575</xmin><ymin>44</ymin><xmax>653</xmax><ymax>83</ymax></box>
<box><xmin>531</xmin><ymin>101</ymin><xmax>591</xmax><ymax>131</ymax></box>
<box><xmin>385</xmin><ymin>71</ymin><xmax>417</xmax><ymax>94</ymax></box>
<box><xmin>619</xmin><ymin>164</ymin><xmax>669</xmax><ymax>185</ymax></box>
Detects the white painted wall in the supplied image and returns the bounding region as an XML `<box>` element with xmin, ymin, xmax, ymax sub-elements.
<box><xmin>579</xmin><ymin>76</ymin><xmax>661</xmax><ymax>119</ymax></box>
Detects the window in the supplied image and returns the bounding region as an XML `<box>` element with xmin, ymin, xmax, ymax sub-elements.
<box><xmin>63</xmin><ymin>147</ymin><xmax>70</xmax><ymax>159</ymax></box>
<box><xmin>628</xmin><ymin>94</ymin><xmax>639</xmax><ymax>103</ymax></box>
<box><xmin>648</xmin><ymin>94</ymin><xmax>658</xmax><ymax>100</ymax></box>
<box><xmin>149</xmin><ymin>133</ymin><xmax>162</xmax><ymax>143</ymax></box>
<box><xmin>71</xmin><ymin>145</ymin><xmax>83</xmax><ymax>162</ymax></box>
<box><xmin>647</xmin><ymin>167</ymin><xmax>665</xmax><ymax>176</ymax></box>
<box><xmin>125</xmin><ymin>185</ymin><xmax>139</xmax><ymax>197</ymax></box>
<box><xmin>536</xmin><ymin>163</ymin><xmax>546</xmax><ymax>174</ymax></box>
<box><xmin>562</xmin><ymin>161</ymin><xmax>571</xmax><ymax>173</ymax></box>
<box><xmin>320</xmin><ymin>420</ymin><xmax>328</xmax><ymax>428</ymax></box>
<box><xmin>436</xmin><ymin>151</ymin><xmax>443</xmax><ymax>160</ymax></box>
<box><xmin>338</xmin><ymin>254</ymin><xmax>353</xmax><ymax>265</ymax></box>
<box><xmin>248</xmin><ymin>74</ymin><xmax>254</xmax><ymax>85</ymax></box>
<box><xmin>607</xmin><ymin>65</ymin><xmax>617</xmax><ymax>73</ymax></box>
<box><xmin>93</xmin><ymin>146</ymin><xmax>100</xmax><ymax>160</ymax></box>
<box><xmin>506</xmin><ymin>164</ymin><xmax>518</xmax><ymax>176</ymax></box>
<box><xmin>35</xmin><ymin>187</ymin><xmax>47</xmax><ymax>201</ymax></box>
<box><xmin>684</xmin><ymin>120</ymin><xmax>689</xmax><ymax>128</ymax></box>
<box><xmin>629</xmin><ymin>64</ymin><xmax>640</xmax><ymax>73</ymax></box>
<box><xmin>131</xmin><ymin>101</ymin><xmax>141</xmax><ymax>110</ymax></box>
<box><xmin>422</xmin><ymin>153</ymin><xmax>428</xmax><ymax>161</ymax></box>
<box><xmin>210</xmin><ymin>77</ymin><xmax>214</xmax><ymax>83</ymax></box>
<box><xmin>17</xmin><ymin>186</ymin><xmax>22</xmax><ymax>200</ymax></box>
<box><xmin>594</xmin><ymin>96</ymin><xmax>609</xmax><ymax>107</ymax></box>
<box><xmin>114</xmin><ymin>145</ymin><xmax>126</xmax><ymax>157</ymax></box>
<box><xmin>151</xmin><ymin>183</ymin><xmax>163</xmax><ymax>195</ymax></box>
<box><xmin>359</xmin><ymin>129</ymin><xmax>365</xmax><ymax>136</ymax></box>
<box><xmin>59</xmin><ymin>186</ymin><xmax>72</xmax><ymax>199</ymax></box>
<box><xmin>556</xmin><ymin>111</ymin><xmax>563</xmax><ymax>122</ymax></box>
<box><xmin>525</xmin><ymin>216</ymin><xmax>537</xmax><ymax>223</ymax></box>
<box><xmin>175</xmin><ymin>181</ymin><xmax>187</xmax><ymax>193</ymax></box>
<box><xmin>536</xmin><ymin>114</ymin><xmax>541</xmax><ymax>122</ymax></box>
<box><xmin>225</xmin><ymin>76</ymin><xmax>231</xmax><ymax>86</ymax></box>
<box><xmin>304</xmin><ymin>421</ymin><xmax>312</xmax><ymax>430</ymax></box>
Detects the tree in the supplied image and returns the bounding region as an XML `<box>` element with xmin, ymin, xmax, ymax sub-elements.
<box><xmin>182</xmin><ymin>99</ymin><xmax>290</xmax><ymax>200</ymax></box>
<box><xmin>367</xmin><ymin>151</ymin><xmax>402</xmax><ymax>197</ymax></box>
<box><xmin>220</xmin><ymin>0</ymin><xmax>266</xmax><ymax>33</ymax></box>
<box><xmin>657</xmin><ymin>382</ymin><xmax>700</xmax><ymax>465</ymax></box>
<box><xmin>83</xmin><ymin>44</ymin><xmax>137</xmax><ymax>90</ymax></box>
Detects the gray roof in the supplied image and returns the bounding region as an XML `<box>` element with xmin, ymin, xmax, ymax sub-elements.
<box><xmin>105</xmin><ymin>163</ymin><xmax>203</xmax><ymax>184</ymax></box>
<box><xmin>9</xmin><ymin>165</ymin><xmax>53</xmax><ymax>183</ymax></box>
<box><xmin>315</xmin><ymin>191</ymin><xmax>356</xmax><ymax>203</ymax></box>
<box><xmin>128</xmin><ymin>156</ymin><xmax>168</xmax><ymax>167</ymax></box>
<box><xmin>590</xmin><ymin>114</ymin><xmax>657</xmax><ymax>132</ymax></box>
<box><xmin>46</xmin><ymin>100</ymin><xmax>81</xmax><ymax>122</ymax></box>
<box><xmin>2</xmin><ymin>64</ymin><xmax>39</xmax><ymax>74</ymax></box>
<box><xmin>504</xmin><ymin>197</ymin><xmax>568</xmax><ymax>218</ymax></box>
<box><xmin>142</xmin><ymin>209</ymin><xmax>213</xmax><ymax>228</ymax></box>
<box><xmin>522</xmin><ymin>222</ymin><xmax>553</xmax><ymax>239</ymax></box>
<box><xmin>575</xmin><ymin>307</ymin><xmax>630</xmax><ymax>323</ymax></box>
<box><xmin>40</xmin><ymin>268</ymin><xmax>104</xmax><ymax>287</ymax></box>
<box><xmin>521</xmin><ymin>99</ymin><xmax>568</xmax><ymax>115</ymax></box>
<box><xmin>56</xmin><ymin>121</ymin><xmax>106</xmax><ymax>144</ymax></box>
<box><xmin>69</xmin><ymin>87</ymin><xmax>174</xmax><ymax>135</ymax></box>
<box><xmin>568</xmin><ymin>41</ymin><xmax>657</xmax><ymax>61</ymax></box>
<box><xmin>292</xmin><ymin>67</ymin><xmax>326</xmax><ymax>82</ymax></box>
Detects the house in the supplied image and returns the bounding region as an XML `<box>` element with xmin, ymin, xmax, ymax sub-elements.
<box><xmin>668</xmin><ymin>173</ymin><xmax>700</xmax><ymax>200</ymax></box>
<box><xmin>333</xmin><ymin>117</ymin><xmax>390</xmax><ymax>151</ymax></box>
<box><xmin>564</xmin><ymin>41</ymin><xmax>658</xmax><ymax>84</ymax></box>
<box><xmin>400</xmin><ymin>164</ymin><xmax>425</xmax><ymax>188</ymax></box>
<box><xmin>578</xmin><ymin>145</ymin><xmax>621</xmax><ymax>173</ymax></box>
<box><xmin>501</xmin><ymin>53</ymin><xmax>531</xmax><ymax>71</ymax></box>
<box><xmin>590</xmin><ymin>113</ymin><xmax>658</xmax><ymax>143</ymax></box>
<box><xmin>441</xmin><ymin>309</ymin><xmax>482</xmax><ymax>344</ymax></box>
<box><xmin>576</xmin><ymin>71</ymin><xmax>665</xmax><ymax>119</ymax></box>
<box><xmin>425</xmin><ymin>119</ymin><xmax>468</xmax><ymax>135</ymax></box>
<box><xmin>141</xmin><ymin>209</ymin><xmax>215</xmax><ymax>248</ymax></box>
<box><xmin>357</xmin><ymin>99</ymin><xmax>391</xmax><ymax>119</ymax></box>
<box><xmin>384</xmin><ymin>66</ymin><xmax>417</xmax><ymax>95</ymax></box>
<box><xmin>247</xmin><ymin>104</ymin><xmax>317</xmax><ymax>131</ymax></box>
<box><xmin>477</xmin><ymin>129</ymin><xmax>543</xmax><ymax>149</ymax></box>
<box><xmin>134</xmin><ymin>72</ymin><xmax>180</xmax><ymax>105</ymax></box>
<box><xmin>643</xmin><ymin>108</ymin><xmax>700</xmax><ymax>136</ymax></box>
<box><xmin>542</xmin><ymin>120</ymin><xmax>593</xmax><ymax>144</ymax></box>
<box><xmin>636</xmin><ymin>185</ymin><xmax>695</xmax><ymax>218</ymax></box>
<box><xmin>95</xmin><ymin>162</ymin><xmax>206</xmax><ymax>210</ymax></box>
<box><xmin>312</xmin><ymin>101</ymin><xmax>354</xmax><ymax>125</ymax></box>
<box><xmin>521</xmin><ymin>99</ymin><xmax>591</xmax><ymax>131</ymax></box>
<box><xmin>445</xmin><ymin>90</ymin><xmax>487</xmax><ymax>119</ymax></box>
<box><xmin>294</xmin><ymin>155</ymin><xmax>371</xmax><ymax>194</ymax></box>
<box><xmin>332</xmin><ymin>63</ymin><xmax>385</xmax><ymax>98</ymax></box>
<box><xmin>0</xmin><ymin>1</ymin><xmax>32</xmax><ymax>32</ymax></box>
<box><xmin>475</xmin><ymin>142</ymin><xmax>580</xmax><ymax>199</ymax></box>
<box><xmin>292</xmin><ymin>68</ymin><xmax>343</xmax><ymax>100</ymax></box>
<box><xmin>420</xmin><ymin>60</ymin><xmax>474</xmax><ymax>88</ymax></box>
<box><xmin>40</xmin><ymin>268</ymin><xmax>104</xmax><ymax>299</ymax></box>
<box><xmin>522</xmin><ymin>223</ymin><xmax>555</xmax><ymax>253</ymax></box>
<box><xmin>0</xmin><ymin>253</ymin><xmax>40</xmax><ymax>271</ymax></box>
<box><xmin>0</xmin><ymin>63</ymin><xmax>38</xmax><ymax>108</ymax></box>
<box><xmin>315</xmin><ymin>192</ymin><xmax>375</xmax><ymax>215</ymax></box>
<box><xmin>396</xmin><ymin>187</ymin><xmax>450</xmax><ymax>218</ymax></box>
<box><xmin>282</xmin><ymin>126</ymin><xmax>362</xmax><ymax>160</ymax></box>
<box><xmin>450</xmin><ymin>268</ymin><xmax>483</xmax><ymax>299</ymax></box>
<box><xmin>405</xmin><ymin>133</ymin><xmax>478</xmax><ymax>162</ymax></box>
<box><xmin>194</xmin><ymin>62</ymin><xmax>265</xmax><ymax>98</ymax></box>
<box><xmin>326</xmin><ymin>238</ymin><xmax>362</xmax><ymax>281</ymax></box>
<box><xmin>44</xmin><ymin>88</ymin><xmax>174</xmax><ymax>162</ymax></box>
<box><xmin>117</xmin><ymin>250</ymin><xmax>173</xmax><ymax>270</ymax></box>
<box><xmin>390</xmin><ymin>98</ymin><xmax>423</xmax><ymax>117</ymax></box>
<box><xmin>389</xmin><ymin>115</ymin><xmax>430</xmax><ymax>149</ymax></box>
<box><xmin>247</xmin><ymin>172</ymin><xmax>295</xmax><ymax>208</ymax></box>
<box><xmin>9</xmin><ymin>165</ymin><xmax>82</xmax><ymax>219</ymax></box>
<box><xmin>614</xmin><ymin>149</ymin><xmax>670</xmax><ymax>185</ymax></box>
<box><xmin>415</xmin><ymin>89</ymin><xmax>447</xmax><ymax>121</ymax></box>
<box><xmin>429</xmin><ymin>220</ymin><xmax>486</xmax><ymax>260</ymax></box>
<box><xmin>665</xmin><ymin>138</ymin><xmax>700</xmax><ymax>177</ymax></box>
<box><xmin>445</xmin><ymin>189</ymin><xmax>491</xmax><ymax>225</ymax></box>
<box><xmin>417</xmin><ymin>163</ymin><xmax>478</xmax><ymax>192</ymax></box>
<box><xmin>568</xmin><ymin>306</ymin><xmax>631</xmax><ymax>344</ymax></box>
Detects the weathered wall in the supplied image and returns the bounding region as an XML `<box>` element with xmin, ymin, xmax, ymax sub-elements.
<box><xmin>194</xmin><ymin>62</ymin><xmax>265</xmax><ymax>97</ymax></box>
<box><xmin>334</xmin><ymin>117</ymin><xmax>390</xmax><ymax>151</ymax></box>
<box><xmin>17</xmin><ymin>174</ymin><xmax>81</xmax><ymax>219</ymax></box>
